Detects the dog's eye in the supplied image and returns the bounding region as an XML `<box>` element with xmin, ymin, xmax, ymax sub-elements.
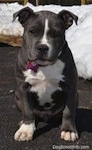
<box><xmin>54</xmin><ymin>31</ymin><xmax>61</xmax><ymax>37</ymax></box>
<box><xmin>29</xmin><ymin>29</ymin><xmax>35</xmax><ymax>34</ymax></box>
<box><xmin>50</xmin><ymin>30</ymin><xmax>61</xmax><ymax>38</ymax></box>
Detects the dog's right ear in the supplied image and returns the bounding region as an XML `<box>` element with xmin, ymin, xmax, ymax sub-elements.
<box><xmin>58</xmin><ymin>10</ymin><xmax>78</xmax><ymax>29</ymax></box>
<box><xmin>13</xmin><ymin>7</ymin><xmax>35</xmax><ymax>26</ymax></box>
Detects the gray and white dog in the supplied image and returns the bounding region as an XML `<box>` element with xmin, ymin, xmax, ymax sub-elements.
<box><xmin>13</xmin><ymin>7</ymin><xmax>78</xmax><ymax>142</ymax></box>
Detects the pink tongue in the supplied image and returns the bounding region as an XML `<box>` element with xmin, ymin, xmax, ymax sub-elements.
<box><xmin>26</xmin><ymin>61</ymin><xmax>39</xmax><ymax>73</ymax></box>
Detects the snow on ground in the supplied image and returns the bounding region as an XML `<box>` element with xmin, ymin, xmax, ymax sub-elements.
<box><xmin>0</xmin><ymin>3</ymin><xmax>92</xmax><ymax>80</ymax></box>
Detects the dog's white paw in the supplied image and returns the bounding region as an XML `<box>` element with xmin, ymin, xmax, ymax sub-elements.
<box><xmin>14</xmin><ymin>123</ymin><xmax>36</xmax><ymax>141</ymax></box>
<box><xmin>61</xmin><ymin>131</ymin><xmax>78</xmax><ymax>141</ymax></box>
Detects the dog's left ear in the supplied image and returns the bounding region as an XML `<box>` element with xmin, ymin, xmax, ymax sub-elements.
<box><xmin>13</xmin><ymin>7</ymin><xmax>35</xmax><ymax>26</ymax></box>
<box><xmin>58</xmin><ymin>10</ymin><xmax>78</xmax><ymax>29</ymax></box>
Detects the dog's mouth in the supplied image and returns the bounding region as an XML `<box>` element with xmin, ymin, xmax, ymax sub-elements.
<box><xmin>35</xmin><ymin>59</ymin><xmax>56</xmax><ymax>66</ymax></box>
<box><xmin>26</xmin><ymin>61</ymin><xmax>39</xmax><ymax>73</ymax></box>
<box><xmin>34</xmin><ymin>49</ymin><xmax>62</xmax><ymax>66</ymax></box>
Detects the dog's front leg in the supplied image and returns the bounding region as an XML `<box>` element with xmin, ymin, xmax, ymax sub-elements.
<box><xmin>14</xmin><ymin>84</ymin><xmax>36</xmax><ymax>141</ymax></box>
<box><xmin>60</xmin><ymin>91</ymin><xmax>78</xmax><ymax>141</ymax></box>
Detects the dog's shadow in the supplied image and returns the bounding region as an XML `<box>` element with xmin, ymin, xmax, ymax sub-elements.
<box><xmin>76</xmin><ymin>108</ymin><xmax>92</xmax><ymax>135</ymax></box>
<box><xmin>34</xmin><ymin>108</ymin><xmax>92</xmax><ymax>139</ymax></box>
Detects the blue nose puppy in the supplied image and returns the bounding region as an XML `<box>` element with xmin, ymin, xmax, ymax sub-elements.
<box><xmin>13</xmin><ymin>7</ymin><xmax>78</xmax><ymax>142</ymax></box>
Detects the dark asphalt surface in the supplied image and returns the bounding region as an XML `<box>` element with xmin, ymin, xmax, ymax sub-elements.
<box><xmin>0</xmin><ymin>43</ymin><xmax>92</xmax><ymax>150</ymax></box>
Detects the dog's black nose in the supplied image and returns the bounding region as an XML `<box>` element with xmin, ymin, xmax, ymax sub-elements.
<box><xmin>36</xmin><ymin>44</ymin><xmax>49</xmax><ymax>54</ymax></box>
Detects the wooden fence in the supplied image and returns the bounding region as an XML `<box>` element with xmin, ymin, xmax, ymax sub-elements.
<box><xmin>29</xmin><ymin>0</ymin><xmax>81</xmax><ymax>5</ymax></box>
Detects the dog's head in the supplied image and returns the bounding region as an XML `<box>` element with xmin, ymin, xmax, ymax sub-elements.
<box><xmin>13</xmin><ymin>7</ymin><xmax>78</xmax><ymax>66</ymax></box>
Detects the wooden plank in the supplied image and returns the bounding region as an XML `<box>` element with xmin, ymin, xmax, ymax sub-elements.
<box><xmin>36</xmin><ymin>0</ymin><xmax>39</xmax><ymax>5</ymax></box>
<box><xmin>24</xmin><ymin>0</ymin><xmax>28</xmax><ymax>5</ymax></box>
<box><xmin>81</xmin><ymin>0</ymin><xmax>86</xmax><ymax>4</ymax></box>
<box><xmin>87</xmin><ymin>0</ymin><xmax>92</xmax><ymax>3</ymax></box>
<box><xmin>0</xmin><ymin>35</ymin><xmax>22</xmax><ymax>47</ymax></box>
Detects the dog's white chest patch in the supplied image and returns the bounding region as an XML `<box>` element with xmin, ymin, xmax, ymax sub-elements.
<box><xmin>23</xmin><ymin>60</ymin><xmax>65</xmax><ymax>106</ymax></box>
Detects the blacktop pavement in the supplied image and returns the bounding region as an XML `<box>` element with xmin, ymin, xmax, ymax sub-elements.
<box><xmin>0</xmin><ymin>43</ymin><xmax>92</xmax><ymax>150</ymax></box>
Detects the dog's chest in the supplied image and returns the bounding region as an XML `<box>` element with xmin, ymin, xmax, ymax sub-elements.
<box><xmin>23</xmin><ymin>60</ymin><xmax>65</xmax><ymax>107</ymax></box>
